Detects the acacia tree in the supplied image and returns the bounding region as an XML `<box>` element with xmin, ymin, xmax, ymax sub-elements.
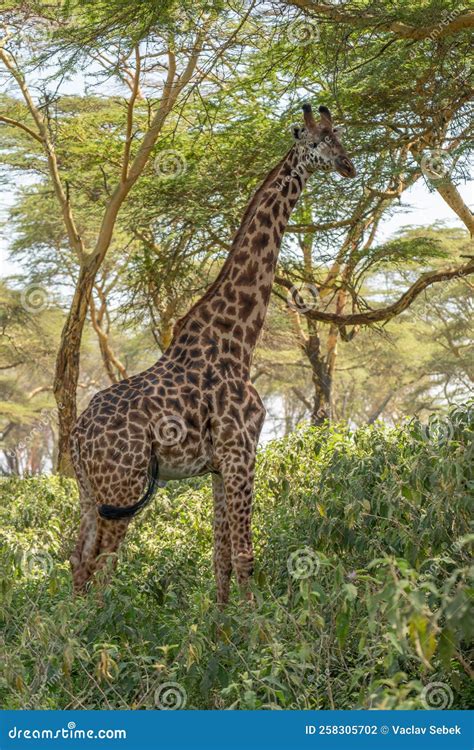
<box><xmin>128</xmin><ymin>0</ymin><xmax>473</xmax><ymax>426</ymax></box>
<box><xmin>323</xmin><ymin>227</ymin><xmax>473</xmax><ymax>424</ymax></box>
<box><xmin>0</xmin><ymin>1</ymin><xmax>264</xmax><ymax>473</ymax></box>
<box><xmin>273</xmin><ymin>227</ymin><xmax>472</xmax><ymax>424</ymax></box>
<box><xmin>122</xmin><ymin>230</ymin><xmax>219</xmax><ymax>352</ymax></box>
<box><xmin>275</xmin><ymin>134</ymin><xmax>472</xmax><ymax>424</ymax></box>
<box><xmin>1</xmin><ymin>0</ymin><xmax>472</xmax><ymax>465</ymax></box>
<box><xmin>263</xmin><ymin>0</ymin><xmax>474</xmax><ymax>423</ymax></box>
<box><xmin>125</xmin><ymin>29</ymin><xmax>473</xmax><ymax>426</ymax></box>
<box><xmin>279</xmin><ymin>0</ymin><xmax>473</xmax><ymax>230</ymax></box>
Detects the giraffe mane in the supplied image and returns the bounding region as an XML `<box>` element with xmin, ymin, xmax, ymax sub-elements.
<box><xmin>170</xmin><ymin>147</ymin><xmax>294</xmax><ymax>342</ymax></box>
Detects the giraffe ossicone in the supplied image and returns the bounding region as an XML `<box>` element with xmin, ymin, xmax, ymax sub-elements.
<box><xmin>70</xmin><ymin>103</ymin><xmax>356</xmax><ymax>604</ymax></box>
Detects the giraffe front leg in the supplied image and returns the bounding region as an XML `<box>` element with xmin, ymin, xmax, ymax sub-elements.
<box><xmin>220</xmin><ymin>461</ymin><xmax>255</xmax><ymax>602</ymax></box>
<box><xmin>212</xmin><ymin>474</ymin><xmax>232</xmax><ymax>606</ymax></box>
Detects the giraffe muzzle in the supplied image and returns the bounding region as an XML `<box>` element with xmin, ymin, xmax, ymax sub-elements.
<box><xmin>335</xmin><ymin>156</ymin><xmax>356</xmax><ymax>179</ymax></box>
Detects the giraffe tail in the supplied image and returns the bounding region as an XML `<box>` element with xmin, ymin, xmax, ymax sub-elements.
<box><xmin>98</xmin><ymin>455</ymin><xmax>160</xmax><ymax>520</ymax></box>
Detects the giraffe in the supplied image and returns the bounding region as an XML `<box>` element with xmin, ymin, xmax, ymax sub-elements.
<box><xmin>69</xmin><ymin>103</ymin><xmax>356</xmax><ymax>604</ymax></box>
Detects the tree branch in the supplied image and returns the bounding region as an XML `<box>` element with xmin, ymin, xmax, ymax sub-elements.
<box><xmin>285</xmin><ymin>3</ymin><xmax>474</xmax><ymax>40</ymax></box>
<box><xmin>92</xmin><ymin>29</ymin><xmax>207</xmax><ymax>265</ymax></box>
<box><xmin>276</xmin><ymin>260</ymin><xmax>474</xmax><ymax>326</ymax></box>
<box><xmin>121</xmin><ymin>45</ymin><xmax>141</xmax><ymax>183</ymax></box>
<box><xmin>432</xmin><ymin>179</ymin><xmax>474</xmax><ymax>236</ymax></box>
<box><xmin>0</xmin><ymin>48</ymin><xmax>87</xmax><ymax>262</ymax></box>
<box><xmin>0</xmin><ymin>114</ymin><xmax>43</xmax><ymax>143</ymax></box>
<box><xmin>286</xmin><ymin>217</ymin><xmax>356</xmax><ymax>233</ymax></box>
<box><xmin>291</xmin><ymin>386</ymin><xmax>312</xmax><ymax>411</ymax></box>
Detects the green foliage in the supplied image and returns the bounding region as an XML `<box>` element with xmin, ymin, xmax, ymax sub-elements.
<box><xmin>57</xmin><ymin>0</ymin><xmax>225</xmax><ymax>51</ymax></box>
<box><xmin>1</xmin><ymin>404</ymin><xmax>472</xmax><ymax>709</ymax></box>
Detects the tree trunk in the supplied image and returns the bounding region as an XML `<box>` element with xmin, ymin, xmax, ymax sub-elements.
<box><xmin>160</xmin><ymin>317</ymin><xmax>174</xmax><ymax>351</ymax></box>
<box><xmin>53</xmin><ymin>259</ymin><xmax>100</xmax><ymax>475</ymax></box>
<box><xmin>3</xmin><ymin>445</ymin><xmax>20</xmax><ymax>476</ymax></box>
<box><xmin>367</xmin><ymin>392</ymin><xmax>394</xmax><ymax>424</ymax></box>
<box><xmin>90</xmin><ymin>292</ymin><xmax>128</xmax><ymax>384</ymax></box>
<box><xmin>304</xmin><ymin>333</ymin><xmax>333</xmax><ymax>426</ymax></box>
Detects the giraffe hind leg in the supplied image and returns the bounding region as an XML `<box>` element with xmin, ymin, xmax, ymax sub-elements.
<box><xmin>212</xmin><ymin>474</ymin><xmax>233</xmax><ymax>606</ymax></box>
<box><xmin>70</xmin><ymin>505</ymin><xmax>96</xmax><ymax>593</ymax></box>
<box><xmin>70</xmin><ymin>429</ymin><xmax>156</xmax><ymax>593</ymax></box>
<box><xmin>71</xmin><ymin>505</ymin><xmax>130</xmax><ymax>594</ymax></box>
<box><xmin>88</xmin><ymin>517</ymin><xmax>130</xmax><ymax>589</ymax></box>
<box><xmin>70</xmin><ymin>432</ymin><xmax>97</xmax><ymax>594</ymax></box>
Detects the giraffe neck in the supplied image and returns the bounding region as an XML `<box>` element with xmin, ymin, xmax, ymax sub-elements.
<box><xmin>168</xmin><ymin>146</ymin><xmax>310</xmax><ymax>377</ymax></box>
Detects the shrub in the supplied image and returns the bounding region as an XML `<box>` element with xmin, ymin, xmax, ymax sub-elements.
<box><xmin>0</xmin><ymin>403</ymin><xmax>472</xmax><ymax>709</ymax></box>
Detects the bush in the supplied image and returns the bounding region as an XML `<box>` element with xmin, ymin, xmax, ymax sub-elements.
<box><xmin>0</xmin><ymin>403</ymin><xmax>472</xmax><ymax>710</ymax></box>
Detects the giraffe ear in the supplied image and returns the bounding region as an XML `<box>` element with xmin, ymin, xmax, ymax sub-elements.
<box><xmin>302</xmin><ymin>103</ymin><xmax>317</xmax><ymax>130</ymax></box>
<box><xmin>318</xmin><ymin>105</ymin><xmax>333</xmax><ymax>127</ymax></box>
<box><xmin>292</xmin><ymin>124</ymin><xmax>306</xmax><ymax>141</ymax></box>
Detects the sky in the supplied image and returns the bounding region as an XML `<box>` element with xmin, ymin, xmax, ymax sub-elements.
<box><xmin>376</xmin><ymin>179</ymin><xmax>472</xmax><ymax>242</ymax></box>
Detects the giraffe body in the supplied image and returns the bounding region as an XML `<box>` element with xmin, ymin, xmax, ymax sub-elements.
<box><xmin>70</xmin><ymin>104</ymin><xmax>356</xmax><ymax>603</ymax></box>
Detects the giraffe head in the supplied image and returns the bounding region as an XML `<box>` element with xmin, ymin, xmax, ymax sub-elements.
<box><xmin>292</xmin><ymin>103</ymin><xmax>356</xmax><ymax>178</ymax></box>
